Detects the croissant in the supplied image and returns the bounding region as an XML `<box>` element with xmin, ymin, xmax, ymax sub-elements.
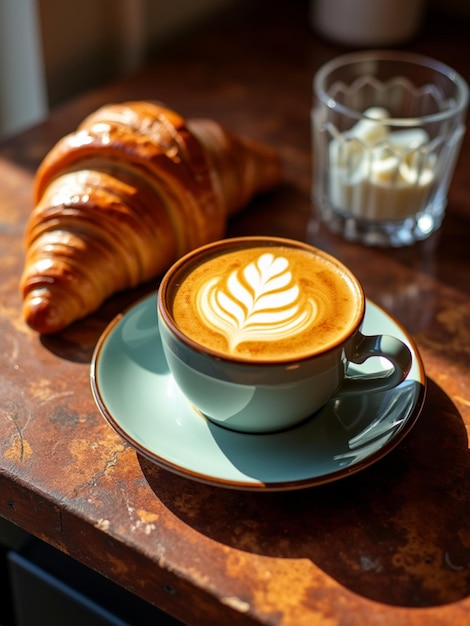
<box><xmin>20</xmin><ymin>101</ymin><xmax>281</xmax><ymax>334</ymax></box>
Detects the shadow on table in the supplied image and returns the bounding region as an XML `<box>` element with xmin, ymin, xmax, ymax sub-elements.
<box><xmin>39</xmin><ymin>283</ymin><xmax>157</xmax><ymax>363</ymax></box>
<box><xmin>140</xmin><ymin>377</ymin><xmax>470</xmax><ymax>609</ymax></box>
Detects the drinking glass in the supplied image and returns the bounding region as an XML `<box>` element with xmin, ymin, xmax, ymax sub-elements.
<box><xmin>312</xmin><ymin>50</ymin><xmax>469</xmax><ymax>246</ymax></box>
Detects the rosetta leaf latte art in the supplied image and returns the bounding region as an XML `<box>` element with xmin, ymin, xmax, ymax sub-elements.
<box><xmin>197</xmin><ymin>253</ymin><xmax>317</xmax><ymax>353</ymax></box>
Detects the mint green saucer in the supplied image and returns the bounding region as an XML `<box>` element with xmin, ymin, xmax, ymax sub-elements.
<box><xmin>90</xmin><ymin>293</ymin><xmax>426</xmax><ymax>491</ymax></box>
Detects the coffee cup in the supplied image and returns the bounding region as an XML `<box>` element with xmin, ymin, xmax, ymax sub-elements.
<box><xmin>157</xmin><ymin>236</ymin><xmax>412</xmax><ymax>433</ymax></box>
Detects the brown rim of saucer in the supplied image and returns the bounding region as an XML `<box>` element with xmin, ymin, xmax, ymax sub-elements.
<box><xmin>90</xmin><ymin>293</ymin><xmax>427</xmax><ymax>491</ymax></box>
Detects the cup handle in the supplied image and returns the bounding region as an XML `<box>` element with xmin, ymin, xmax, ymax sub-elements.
<box><xmin>339</xmin><ymin>333</ymin><xmax>412</xmax><ymax>395</ymax></box>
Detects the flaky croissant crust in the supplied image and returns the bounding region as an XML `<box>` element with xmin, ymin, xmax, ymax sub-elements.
<box><xmin>20</xmin><ymin>101</ymin><xmax>282</xmax><ymax>334</ymax></box>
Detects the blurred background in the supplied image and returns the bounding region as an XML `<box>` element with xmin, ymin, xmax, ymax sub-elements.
<box><xmin>1</xmin><ymin>0</ymin><xmax>469</xmax><ymax>140</ymax></box>
<box><xmin>0</xmin><ymin>0</ymin><xmax>240</xmax><ymax>138</ymax></box>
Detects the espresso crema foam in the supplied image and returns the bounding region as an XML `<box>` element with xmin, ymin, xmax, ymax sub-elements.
<box><xmin>171</xmin><ymin>245</ymin><xmax>361</xmax><ymax>361</ymax></box>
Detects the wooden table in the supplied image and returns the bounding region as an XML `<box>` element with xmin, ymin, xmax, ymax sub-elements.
<box><xmin>1</xmin><ymin>2</ymin><xmax>469</xmax><ymax>625</ymax></box>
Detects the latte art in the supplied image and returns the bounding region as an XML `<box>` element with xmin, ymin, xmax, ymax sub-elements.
<box><xmin>197</xmin><ymin>253</ymin><xmax>316</xmax><ymax>352</ymax></box>
<box><xmin>171</xmin><ymin>244</ymin><xmax>361</xmax><ymax>361</ymax></box>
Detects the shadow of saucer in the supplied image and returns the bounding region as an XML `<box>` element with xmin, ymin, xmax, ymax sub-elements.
<box><xmin>139</xmin><ymin>378</ymin><xmax>470</xmax><ymax>608</ymax></box>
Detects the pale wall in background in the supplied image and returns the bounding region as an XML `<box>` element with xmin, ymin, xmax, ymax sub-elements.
<box><xmin>0</xmin><ymin>0</ymin><xmax>47</xmax><ymax>138</ymax></box>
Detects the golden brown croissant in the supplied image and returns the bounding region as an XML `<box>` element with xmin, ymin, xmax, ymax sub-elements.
<box><xmin>20</xmin><ymin>101</ymin><xmax>281</xmax><ymax>334</ymax></box>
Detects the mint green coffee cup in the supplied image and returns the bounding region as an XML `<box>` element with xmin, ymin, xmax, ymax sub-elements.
<box><xmin>157</xmin><ymin>236</ymin><xmax>411</xmax><ymax>433</ymax></box>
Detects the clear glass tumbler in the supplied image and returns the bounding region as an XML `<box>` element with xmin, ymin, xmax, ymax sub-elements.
<box><xmin>312</xmin><ymin>51</ymin><xmax>469</xmax><ymax>246</ymax></box>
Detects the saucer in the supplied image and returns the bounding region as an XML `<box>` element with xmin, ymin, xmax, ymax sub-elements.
<box><xmin>90</xmin><ymin>293</ymin><xmax>426</xmax><ymax>491</ymax></box>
